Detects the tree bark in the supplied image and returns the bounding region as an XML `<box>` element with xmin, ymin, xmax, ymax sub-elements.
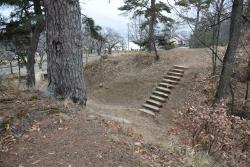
<box><xmin>214</xmin><ymin>0</ymin><xmax>243</xmax><ymax>103</ymax></box>
<box><xmin>248</xmin><ymin>0</ymin><xmax>250</xmax><ymax>14</ymax></box>
<box><xmin>148</xmin><ymin>0</ymin><xmax>159</xmax><ymax>60</ymax></box>
<box><xmin>194</xmin><ymin>2</ymin><xmax>201</xmax><ymax>33</ymax></box>
<box><xmin>96</xmin><ymin>41</ymin><xmax>103</xmax><ymax>56</ymax></box>
<box><xmin>26</xmin><ymin>36</ymin><xmax>37</xmax><ymax>87</ymax></box>
<box><xmin>148</xmin><ymin>0</ymin><xmax>154</xmax><ymax>52</ymax></box>
<box><xmin>26</xmin><ymin>0</ymin><xmax>44</xmax><ymax>87</ymax></box>
<box><xmin>245</xmin><ymin>0</ymin><xmax>250</xmax><ymax>100</ymax></box>
<box><xmin>9</xmin><ymin>61</ymin><xmax>13</xmax><ymax>74</ymax></box>
<box><xmin>44</xmin><ymin>0</ymin><xmax>87</xmax><ymax>105</ymax></box>
<box><xmin>17</xmin><ymin>55</ymin><xmax>21</xmax><ymax>79</ymax></box>
<box><xmin>108</xmin><ymin>47</ymin><xmax>112</xmax><ymax>54</ymax></box>
<box><xmin>212</xmin><ymin>0</ymin><xmax>225</xmax><ymax>75</ymax></box>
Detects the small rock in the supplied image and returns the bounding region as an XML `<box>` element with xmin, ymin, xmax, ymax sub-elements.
<box><xmin>134</xmin><ymin>142</ymin><xmax>142</xmax><ymax>147</ymax></box>
<box><xmin>96</xmin><ymin>153</ymin><xmax>103</xmax><ymax>159</ymax></box>
<box><xmin>99</xmin><ymin>83</ymin><xmax>103</xmax><ymax>88</ymax></box>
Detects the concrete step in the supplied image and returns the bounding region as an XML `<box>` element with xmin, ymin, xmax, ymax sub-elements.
<box><xmin>162</xmin><ymin>79</ymin><xmax>179</xmax><ymax>85</ymax></box>
<box><xmin>146</xmin><ymin>99</ymin><xmax>162</xmax><ymax>108</ymax></box>
<box><xmin>156</xmin><ymin>86</ymin><xmax>171</xmax><ymax>94</ymax></box>
<box><xmin>164</xmin><ymin>75</ymin><xmax>181</xmax><ymax>81</ymax></box>
<box><xmin>150</xmin><ymin>95</ymin><xmax>166</xmax><ymax>103</ymax></box>
<box><xmin>159</xmin><ymin>82</ymin><xmax>175</xmax><ymax>89</ymax></box>
<box><xmin>173</xmin><ymin>65</ymin><xmax>188</xmax><ymax>70</ymax></box>
<box><xmin>152</xmin><ymin>91</ymin><xmax>169</xmax><ymax>98</ymax></box>
<box><xmin>143</xmin><ymin>103</ymin><xmax>160</xmax><ymax>112</ymax></box>
<box><xmin>139</xmin><ymin>108</ymin><xmax>156</xmax><ymax>116</ymax></box>
<box><xmin>167</xmin><ymin>71</ymin><xmax>183</xmax><ymax>77</ymax></box>
<box><xmin>170</xmin><ymin>69</ymin><xmax>184</xmax><ymax>73</ymax></box>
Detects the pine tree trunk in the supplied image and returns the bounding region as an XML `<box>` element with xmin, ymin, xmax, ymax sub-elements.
<box><xmin>26</xmin><ymin>46</ymin><xmax>36</xmax><ymax>87</ymax></box>
<box><xmin>9</xmin><ymin>61</ymin><xmax>13</xmax><ymax>74</ymax></box>
<box><xmin>214</xmin><ymin>0</ymin><xmax>243</xmax><ymax>102</ymax></box>
<box><xmin>26</xmin><ymin>0</ymin><xmax>44</xmax><ymax>87</ymax></box>
<box><xmin>148</xmin><ymin>0</ymin><xmax>159</xmax><ymax>60</ymax></box>
<box><xmin>26</xmin><ymin>26</ymin><xmax>42</xmax><ymax>87</ymax></box>
<box><xmin>148</xmin><ymin>0</ymin><xmax>155</xmax><ymax>53</ymax></box>
<box><xmin>44</xmin><ymin>0</ymin><xmax>87</xmax><ymax>105</ymax></box>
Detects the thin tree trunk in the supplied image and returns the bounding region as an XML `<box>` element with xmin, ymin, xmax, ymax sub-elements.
<box><xmin>153</xmin><ymin>39</ymin><xmax>159</xmax><ymax>61</ymax></box>
<box><xmin>97</xmin><ymin>48</ymin><xmax>101</xmax><ymax>55</ymax></box>
<box><xmin>212</xmin><ymin>0</ymin><xmax>225</xmax><ymax>75</ymax></box>
<box><xmin>44</xmin><ymin>0</ymin><xmax>87</xmax><ymax>105</ymax></box>
<box><xmin>149</xmin><ymin>0</ymin><xmax>155</xmax><ymax>46</ymax></box>
<box><xmin>194</xmin><ymin>3</ymin><xmax>201</xmax><ymax>33</ymax></box>
<box><xmin>248</xmin><ymin>0</ymin><xmax>250</xmax><ymax>14</ymax></box>
<box><xmin>26</xmin><ymin>45</ymin><xmax>36</xmax><ymax>87</ymax></box>
<box><xmin>9</xmin><ymin>61</ymin><xmax>13</xmax><ymax>74</ymax></box>
<box><xmin>17</xmin><ymin>55</ymin><xmax>21</xmax><ymax>79</ymax></box>
<box><xmin>26</xmin><ymin>0</ymin><xmax>44</xmax><ymax>87</ymax></box>
<box><xmin>246</xmin><ymin>2</ymin><xmax>250</xmax><ymax>100</ymax></box>
<box><xmin>97</xmin><ymin>42</ymin><xmax>102</xmax><ymax>56</ymax></box>
<box><xmin>212</xmin><ymin>16</ymin><xmax>217</xmax><ymax>75</ymax></box>
<box><xmin>214</xmin><ymin>0</ymin><xmax>243</xmax><ymax>103</ymax></box>
<box><xmin>148</xmin><ymin>0</ymin><xmax>158</xmax><ymax>60</ymax></box>
<box><xmin>108</xmin><ymin>47</ymin><xmax>112</xmax><ymax>54</ymax></box>
<box><xmin>38</xmin><ymin>54</ymin><xmax>43</xmax><ymax>70</ymax></box>
<box><xmin>245</xmin><ymin>81</ymin><xmax>249</xmax><ymax>100</ymax></box>
<box><xmin>191</xmin><ymin>2</ymin><xmax>201</xmax><ymax>48</ymax></box>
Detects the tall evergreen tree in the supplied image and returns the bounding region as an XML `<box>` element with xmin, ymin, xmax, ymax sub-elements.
<box><xmin>119</xmin><ymin>0</ymin><xmax>173</xmax><ymax>60</ymax></box>
<box><xmin>82</xmin><ymin>16</ymin><xmax>105</xmax><ymax>55</ymax></box>
<box><xmin>82</xmin><ymin>16</ymin><xmax>104</xmax><ymax>42</ymax></box>
<box><xmin>0</xmin><ymin>0</ymin><xmax>44</xmax><ymax>87</ymax></box>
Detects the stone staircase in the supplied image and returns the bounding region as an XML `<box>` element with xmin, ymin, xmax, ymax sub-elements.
<box><xmin>139</xmin><ymin>65</ymin><xmax>188</xmax><ymax>116</ymax></box>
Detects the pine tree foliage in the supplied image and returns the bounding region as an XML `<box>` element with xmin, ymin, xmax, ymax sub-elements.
<box><xmin>119</xmin><ymin>0</ymin><xmax>173</xmax><ymax>59</ymax></box>
<box><xmin>0</xmin><ymin>0</ymin><xmax>44</xmax><ymax>34</ymax></box>
<box><xmin>119</xmin><ymin>0</ymin><xmax>173</xmax><ymax>26</ymax></box>
<box><xmin>82</xmin><ymin>15</ymin><xmax>104</xmax><ymax>41</ymax></box>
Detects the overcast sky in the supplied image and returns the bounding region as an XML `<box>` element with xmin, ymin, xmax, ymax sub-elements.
<box><xmin>81</xmin><ymin>0</ymin><xmax>130</xmax><ymax>37</ymax></box>
<box><xmin>0</xmin><ymin>0</ymin><xmax>129</xmax><ymax>36</ymax></box>
<box><xmin>0</xmin><ymin>0</ymin><xmax>190</xmax><ymax>39</ymax></box>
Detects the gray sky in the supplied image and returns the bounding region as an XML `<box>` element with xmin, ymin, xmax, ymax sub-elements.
<box><xmin>0</xmin><ymin>6</ymin><xmax>14</xmax><ymax>17</ymax></box>
<box><xmin>0</xmin><ymin>0</ymin><xmax>129</xmax><ymax>36</ymax></box>
<box><xmin>81</xmin><ymin>0</ymin><xmax>129</xmax><ymax>37</ymax></box>
<box><xmin>0</xmin><ymin>0</ymin><xmax>191</xmax><ymax>39</ymax></box>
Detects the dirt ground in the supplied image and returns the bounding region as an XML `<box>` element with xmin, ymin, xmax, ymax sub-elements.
<box><xmin>0</xmin><ymin>48</ymin><xmax>215</xmax><ymax>167</ymax></box>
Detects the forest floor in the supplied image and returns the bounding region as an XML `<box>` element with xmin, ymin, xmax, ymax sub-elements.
<box><xmin>0</xmin><ymin>48</ymin><xmax>220</xmax><ymax>167</ymax></box>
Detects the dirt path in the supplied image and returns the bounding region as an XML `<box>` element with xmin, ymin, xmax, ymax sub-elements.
<box><xmin>0</xmin><ymin>48</ymin><xmax>212</xmax><ymax>167</ymax></box>
<box><xmin>86</xmin><ymin>48</ymin><xmax>211</xmax><ymax>146</ymax></box>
